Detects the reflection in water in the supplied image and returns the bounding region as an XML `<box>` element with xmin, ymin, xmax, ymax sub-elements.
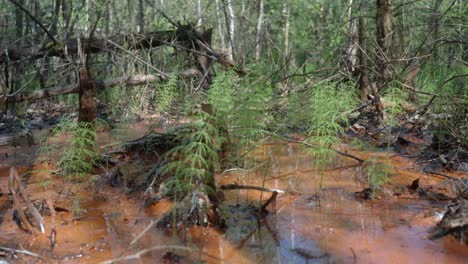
<box><xmin>0</xmin><ymin>128</ymin><xmax>467</xmax><ymax>263</ymax></box>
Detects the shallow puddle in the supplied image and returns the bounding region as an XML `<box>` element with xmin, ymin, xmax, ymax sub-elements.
<box><xmin>0</xmin><ymin>127</ymin><xmax>467</xmax><ymax>263</ymax></box>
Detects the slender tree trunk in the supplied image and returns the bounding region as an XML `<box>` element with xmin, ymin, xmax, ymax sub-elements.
<box><xmin>138</xmin><ymin>0</ymin><xmax>144</xmax><ymax>33</ymax></box>
<box><xmin>376</xmin><ymin>0</ymin><xmax>393</xmax><ymax>82</ymax></box>
<box><xmin>215</xmin><ymin>0</ymin><xmax>225</xmax><ymax>51</ymax></box>
<box><xmin>14</xmin><ymin>0</ymin><xmax>24</xmax><ymax>40</ymax></box>
<box><xmin>51</xmin><ymin>0</ymin><xmax>60</xmax><ymax>36</ymax></box>
<box><xmin>283</xmin><ymin>1</ymin><xmax>290</xmax><ymax>59</ymax></box>
<box><xmin>344</xmin><ymin>0</ymin><xmax>358</xmax><ymax>74</ymax></box>
<box><xmin>197</xmin><ymin>0</ymin><xmax>203</xmax><ymax>28</ymax></box>
<box><xmin>62</xmin><ymin>0</ymin><xmax>71</xmax><ymax>38</ymax></box>
<box><xmin>225</xmin><ymin>0</ymin><xmax>235</xmax><ymax>60</ymax></box>
<box><xmin>431</xmin><ymin>0</ymin><xmax>442</xmax><ymax>61</ymax></box>
<box><xmin>374</xmin><ymin>0</ymin><xmax>393</xmax><ymax>123</ymax></box>
<box><xmin>78</xmin><ymin>68</ymin><xmax>96</xmax><ymax>123</ymax></box>
<box><xmin>255</xmin><ymin>0</ymin><xmax>264</xmax><ymax>61</ymax></box>
<box><xmin>127</xmin><ymin>0</ymin><xmax>135</xmax><ymax>32</ymax></box>
<box><xmin>358</xmin><ymin>17</ymin><xmax>369</xmax><ymax>101</ymax></box>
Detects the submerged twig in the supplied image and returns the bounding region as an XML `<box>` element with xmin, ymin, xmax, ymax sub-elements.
<box><xmin>260</xmin><ymin>130</ymin><xmax>365</xmax><ymax>163</ymax></box>
<box><xmin>129</xmin><ymin>217</ymin><xmax>162</xmax><ymax>246</ymax></box>
<box><xmin>221</xmin><ymin>183</ymin><xmax>286</xmax><ymax>194</ymax></box>
<box><xmin>99</xmin><ymin>245</ymin><xmax>192</xmax><ymax>264</ymax></box>
<box><xmin>0</xmin><ymin>245</ymin><xmax>46</xmax><ymax>260</ymax></box>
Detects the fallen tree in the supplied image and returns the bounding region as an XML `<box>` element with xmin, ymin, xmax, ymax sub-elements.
<box><xmin>1</xmin><ymin>69</ymin><xmax>202</xmax><ymax>103</ymax></box>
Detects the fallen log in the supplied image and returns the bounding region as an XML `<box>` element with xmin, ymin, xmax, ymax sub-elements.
<box><xmin>1</xmin><ymin>29</ymin><xmax>192</xmax><ymax>64</ymax></box>
<box><xmin>1</xmin><ymin>69</ymin><xmax>201</xmax><ymax>103</ymax></box>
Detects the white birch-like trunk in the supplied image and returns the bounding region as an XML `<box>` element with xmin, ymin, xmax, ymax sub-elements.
<box><xmin>255</xmin><ymin>0</ymin><xmax>264</xmax><ymax>61</ymax></box>
<box><xmin>226</xmin><ymin>0</ymin><xmax>235</xmax><ymax>60</ymax></box>
<box><xmin>283</xmin><ymin>1</ymin><xmax>290</xmax><ymax>57</ymax></box>
<box><xmin>215</xmin><ymin>0</ymin><xmax>225</xmax><ymax>51</ymax></box>
<box><xmin>197</xmin><ymin>0</ymin><xmax>203</xmax><ymax>27</ymax></box>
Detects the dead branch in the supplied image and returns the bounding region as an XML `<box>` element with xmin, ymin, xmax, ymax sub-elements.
<box><xmin>98</xmin><ymin>245</ymin><xmax>193</xmax><ymax>264</ymax></box>
<box><xmin>260</xmin><ymin>130</ymin><xmax>365</xmax><ymax>163</ymax></box>
<box><xmin>7</xmin><ymin>0</ymin><xmax>58</xmax><ymax>45</ymax></box>
<box><xmin>9</xmin><ymin>167</ymin><xmax>45</xmax><ymax>233</ymax></box>
<box><xmin>260</xmin><ymin>191</ymin><xmax>278</xmax><ymax>213</ymax></box>
<box><xmin>221</xmin><ymin>183</ymin><xmax>286</xmax><ymax>194</ymax></box>
<box><xmin>0</xmin><ymin>245</ymin><xmax>46</xmax><ymax>260</ymax></box>
<box><xmin>2</xmin><ymin>70</ymin><xmax>200</xmax><ymax>103</ymax></box>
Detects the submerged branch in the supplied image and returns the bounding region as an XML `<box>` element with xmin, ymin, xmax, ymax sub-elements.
<box><xmin>221</xmin><ymin>183</ymin><xmax>286</xmax><ymax>194</ymax></box>
<box><xmin>99</xmin><ymin>245</ymin><xmax>193</xmax><ymax>264</ymax></box>
<box><xmin>260</xmin><ymin>130</ymin><xmax>365</xmax><ymax>163</ymax></box>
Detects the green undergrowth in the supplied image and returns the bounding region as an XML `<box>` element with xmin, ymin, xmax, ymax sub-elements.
<box><xmin>39</xmin><ymin>116</ymin><xmax>105</xmax><ymax>181</ymax></box>
<box><xmin>158</xmin><ymin>112</ymin><xmax>221</xmax><ymax>198</ymax></box>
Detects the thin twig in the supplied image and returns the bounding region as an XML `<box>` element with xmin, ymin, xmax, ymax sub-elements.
<box><xmin>260</xmin><ymin>130</ymin><xmax>365</xmax><ymax>163</ymax></box>
<box><xmin>129</xmin><ymin>217</ymin><xmax>162</xmax><ymax>246</ymax></box>
<box><xmin>99</xmin><ymin>245</ymin><xmax>192</xmax><ymax>264</ymax></box>
<box><xmin>221</xmin><ymin>183</ymin><xmax>286</xmax><ymax>194</ymax></box>
<box><xmin>0</xmin><ymin>245</ymin><xmax>46</xmax><ymax>260</ymax></box>
<box><xmin>7</xmin><ymin>0</ymin><xmax>58</xmax><ymax>45</ymax></box>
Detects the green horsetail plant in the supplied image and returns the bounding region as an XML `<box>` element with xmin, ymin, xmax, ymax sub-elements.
<box><xmin>59</xmin><ymin>121</ymin><xmax>99</xmax><ymax>180</ymax></box>
<box><xmin>301</xmin><ymin>82</ymin><xmax>359</xmax><ymax>192</ymax></box>
<box><xmin>158</xmin><ymin>71</ymin><xmax>179</xmax><ymax>113</ymax></box>
<box><xmin>208</xmin><ymin>70</ymin><xmax>273</xmax><ymax>164</ymax></box>
<box><xmin>159</xmin><ymin>112</ymin><xmax>221</xmax><ymax>198</ymax></box>
<box><xmin>363</xmin><ymin>157</ymin><xmax>392</xmax><ymax>194</ymax></box>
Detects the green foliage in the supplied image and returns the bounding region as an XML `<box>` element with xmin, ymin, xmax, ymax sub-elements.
<box><xmin>39</xmin><ymin>117</ymin><xmax>99</xmax><ymax>181</ymax></box>
<box><xmin>363</xmin><ymin>157</ymin><xmax>392</xmax><ymax>193</ymax></box>
<box><xmin>157</xmin><ymin>72</ymin><xmax>179</xmax><ymax>113</ymax></box>
<box><xmin>159</xmin><ymin>113</ymin><xmax>220</xmax><ymax>197</ymax></box>
<box><xmin>295</xmin><ymin>82</ymin><xmax>359</xmax><ymax>165</ymax></box>
<box><xmin>59</xmin><ymin>122</ymin><xmax>98</xmax><ymax>180</ymax></box>
<box><xmin>208</xmin><ymin>71</ymin><xmax>272</xmax><ymax>147</ymax></box>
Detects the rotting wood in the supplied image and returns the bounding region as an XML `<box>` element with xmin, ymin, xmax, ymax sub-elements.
<box><xmin>78</xmin><ymin>68</ymin><xmax>96</xmax><ymax>123</ymax></box>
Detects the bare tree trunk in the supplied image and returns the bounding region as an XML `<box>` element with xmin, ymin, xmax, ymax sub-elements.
<box><xmin>78</xmin><ymin>68</ymin><xmax>96</xmax><ymax>123</ymax></box>
<box><xmin>358</xmin><ymin>17</ymin><xmax>369</xmax><ymax>101</ymax></box>
<box><xmin>255</xmin><ymin>0</ymin><xmax>264</xmax><ymax>61</ymax></box>
<box><xmin>62</xmin><ymin>0</ymin><xmax>71</xmax><ymax>38</ymax></box>
<box><xmin>14</xmin><ymin>0</ymin><xmax>24</xmax><ymax>40</ymax></box>
<box><xmin>225</xmin><ymin>0</ymin><xmax>235</xmax><ymax>60</ymax></box>
<box><xmin>376</xmin><ymin>0</ymin><xmax>393</xmax><ymax>82</ymax></box>
<box><xmin>431</xmin><ymin>0</ymin><xmax>442</xmax><ymax>61</ymax></box>
<box><xmin>138</xmin><ymin>0</ymin><xmax>144</xmax><ymax>33</ymax></box>
<box><xmin>283</xmin><ymin>1</ymin><xmax>290</xmax><ymax>59</ymax></box>
<box><xmin>51</xmin><ymin>0</ymin><xmax>60</xmax><ymax>36</ymax></box>
<box><xmin>373</xmin><ymin>0</ymin><xmax>393</xmax><ymax>123</ymax></box>
<box><xmin>197</xmin><ymin>0</ymin><xmax>203</xmax><ymax>28</ymax></box>
<box><xmin>215</xmin><ymin>0</ymin><xmax>225</xmax><ymax>51</ymax></box>
<box><xmin>127</xmin><ymin>0</ymin><xmax>135</xmax><ymax>32</ymax></box>
<box><xmin>344</xmin><ymin>0</ymin><xmax>358</xmax><ymax>74</ymax></box>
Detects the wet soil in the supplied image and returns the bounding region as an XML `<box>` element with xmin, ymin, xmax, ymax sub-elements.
<box><xmin>0</xmin><ymin>124</ymin><xmax>467</xmax><ymax>263</ymax></box>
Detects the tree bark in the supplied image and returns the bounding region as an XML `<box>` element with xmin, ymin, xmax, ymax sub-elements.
<box><xmin>78</xmin><ymin>68</ymin><xmax>96</xmax><ymax>123</ymax></box>
<box><xmin>138</xmin><ymin>0</ymin><xmax>145</xmax><ymax>33</ymax></box>
<box><xmin>14</xmin><ymin>0</ymin><xmax>24</xmax><ymax>40</ymax></box>
<box><xmin>225</xmin><ymin>0</ymin><xmax>236</xmax><ymax>60</ymax></box>
<box><xmin>376</xmin><ymin>0</ymin><xmax>393</xmax><ymax>82</ymax></box>
<box><xmin>255</xmin><ymin>0</ymin><xmax>264</xmax><ymax>61</ymax></box>
<box><xmin>197</xmin><ymin>0</ymin><xmax>203</xmax><ymax>28</ymax></box>
<box><xmin>344</xmin><ymin>0</ymin><xmax>358</xmax><ymax>74</ymax></box>
<box><xmin>358</xmin><ymin>17</ymin><xmax>369</xmax><ymax>101</ymax></box>
<box><xmin>215</xmin><ymin>0</ymin><xmax>225</xmax><ymax>51</ymax></box>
